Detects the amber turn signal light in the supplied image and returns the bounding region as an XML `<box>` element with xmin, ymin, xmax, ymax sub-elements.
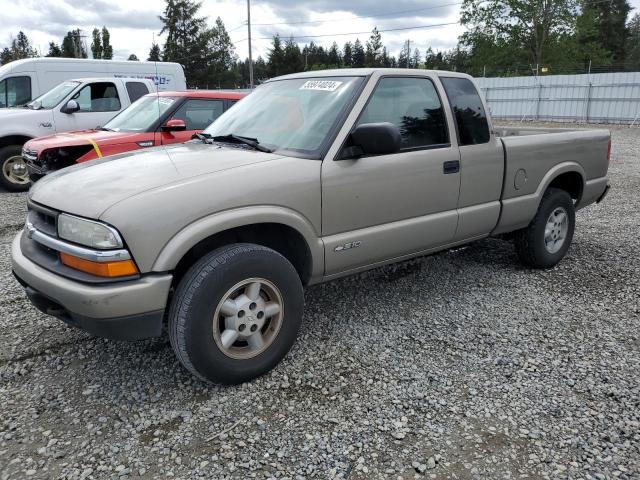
<box><xmin>60</xmin><ymin>252</ymin><xmax>139</xmax><ymax>278</ymax></box>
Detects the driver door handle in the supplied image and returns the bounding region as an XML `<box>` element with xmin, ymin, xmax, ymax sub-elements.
<box><xmin>443</xmin><ymin>160</ymin><xmax>460</xmax><ymax>174</ymax></box>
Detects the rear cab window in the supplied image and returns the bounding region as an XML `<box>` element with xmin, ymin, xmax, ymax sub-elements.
<box><xmin>125</xmin><ymin>81</ymin><xmax>150</xmax><ymax>103</ymax></box>
<box><xmin>357</xmin><ymin>76</ymin><xmax>449</xmax><ymax>150</ymax></box>
<box><xmin>440</xmin><ymin>77</ymin><xmax>490</xmax><ymax>146</ymax></box>
<box><xmin>0</xmin><ymin>76</ymin><xmax>32</xmax><ymax>107</ymax></box>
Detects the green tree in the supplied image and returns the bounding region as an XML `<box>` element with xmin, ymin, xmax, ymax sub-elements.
<box><xmin>148</xmin><ymin>43</ymin><xmax>161</xmax><ymax>61</ymax></box>
<box><xmin>582</xmin><ymin>0</ymin><xmax>631</xmax><ymax>62</ymax></box>
<box><xmin>201</xmin><ymin>17</ymin><xmax>238</xmax><ymax>87</ymax></box>
<box><xmin>0</xmin><ymin>31</ymin><xmax>38</xmax><ymax>64</ymax></box>
<box><xmin>267</xmin><ymin>34</ymin><xmax>285</xmax><ymax>76</ymax></box>
<box><xmin>102</xmin><ymin>27</ymin><xmax>113</xmax><ymax>59</ymax></box>
<box><xmin>327</xmin><ymin>42</ymin><xmax>341</xmax><ymax>67</ymax></box>
<box><xmin>283</xmin><ymin>37</ymin><xmax>303</xmax><ymax>73</ymax></box>
<box><xmin>62</xmin><ymin>29</ymin><xmax>87</xmax><ymax>58</ymax></box>
<box><xmin>628</xmin><ymin>13</ymin><xmax>640</xmax><ymax>65</ymax></box>
<box><xmin>365</xmin><ymin>27</ymin><xmax>383</xmax><ymax>67</ymax></box>
<box><xmin>46</xmin><ymin>42</ymin><xmax>62</xmax><ymax>57</ymax></box>
<box><xmin>159</xmin><ymin>0</ymin><xmax>208</xmax><ymax>85</ymax></box>
<box><xmin>460</xmin><ymin>0</ymin><xmax>579</xmax><ymax>66</ymax></box>
<box><xmin>342</xmin><ymin>41</ymin><xmax>353</xmax><ymax>67</ymax></box>
<box><xmin>91</xmin><ymin>28</ymin><xmax>102</xmax><ymax>59</ymax></box>
<box><xmin>127</xmin><ymin>54</ymin><xmax>139</xmax><ymax>61</ymax></box>
<box><xmin>352</xmin><ymin>39</ymin><xmax>365</xmax><ymax>67</ymax></box>
<box><xmin>410</xmin><ymin>48</ymin><xmax>422</xmax><ymax>69</ymax></box>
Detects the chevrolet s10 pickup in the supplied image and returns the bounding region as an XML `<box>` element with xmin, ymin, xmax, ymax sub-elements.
<box><xmin>11</xmin><ymin>68</ymin><xmax>611</xmax><ymax>384</ymax></box>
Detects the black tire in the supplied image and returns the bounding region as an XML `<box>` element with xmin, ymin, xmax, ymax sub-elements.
<box><xmin>514</xmin><ymin>188</ymin><xmax>575</xmax><ymax>269</ymax></box>
<box><xmin>168</xmin><ymin>243</ymin><xmax>304</xmax><ymax>384</ymax></box>
<box><xmin>0</xmin><ymin>145</ymin><xmax>31</xmax><ymax>192</ymax></box>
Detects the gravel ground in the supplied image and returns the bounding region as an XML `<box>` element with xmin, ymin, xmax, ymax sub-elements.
<box><xmin>1</xmin><ymin>124</ymin><xmax>639</xmax><ymax>480</ymax></box>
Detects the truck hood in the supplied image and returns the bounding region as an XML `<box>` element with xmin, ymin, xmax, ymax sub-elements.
<box><xmin>0</xmin><ymin>107</ymin><xmax>50</xmax><ymax>120</ymax></box>
<box><xmin>25</xmin><ymin>129</ymin><xmax>148</xmax><ymax>153</ymax></box>
<box><xmin>29</xmin><ymin>142</ymin><xmax>286</xmax><ymax>219</ymax></box>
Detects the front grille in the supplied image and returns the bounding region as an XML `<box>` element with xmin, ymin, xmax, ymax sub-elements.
<box><xmin>27</xmin><ymin>200</ymin><xmax>58</xmax><ymax>237</ymax></box>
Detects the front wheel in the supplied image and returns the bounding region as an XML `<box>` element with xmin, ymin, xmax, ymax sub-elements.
<box><xmin>514</xmin><ymin>188</ymin><xmax>575</xmax><ymax>269</ymax></box>
<box><xmin>0</xmin><ymin>145</ymin><xmax>31</xmax><ymax>192</ymax></box>
<box><xmin>168</xmin><ymin>243</ymin><xmax>304</xmax><ymax>384</ymax></box>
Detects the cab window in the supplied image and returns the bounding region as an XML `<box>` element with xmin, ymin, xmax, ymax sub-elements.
<box><xmin>441</xmin><ymin>77</ymin><xmax>490</xmax><ymax>146</ymax></box>
<box><xmin>72</xmin><ymin>82</ymin><xmax>121</xmax><ymax>112</ymax></box>
<box><xmin>0</xmin><ymin>76</ymin><xmax>32</xmax><ymax>107</ymax></box>
<box><xmin>170</xmin><ymin>99</ymin><xmax>224</xmax><ymax>130</ymax></box>
<box><xmin>125</xmin><ymin>81</ymin><xmax>149</xmax><ymax>103</ymax></box>
<box><xmin>357</xmin><ymin>76</ymin><xmax>449</xmax><ymax>149</ymax></box>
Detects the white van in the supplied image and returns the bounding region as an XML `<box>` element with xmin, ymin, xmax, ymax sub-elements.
<box><xmin>0</xmin><ymin>57</ymin><xmax>186</xmax><ymax>108</ymax></box>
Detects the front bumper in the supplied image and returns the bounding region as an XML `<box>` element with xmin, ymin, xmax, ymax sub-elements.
<box><xmin>11</xmin><ymin>232</ymin><xmax>173</xmax><ymax>340</ymax></box>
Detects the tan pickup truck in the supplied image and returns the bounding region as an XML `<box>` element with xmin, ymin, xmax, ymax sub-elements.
<box><xmin>11</xmin><ymin>68</ymin><xmax>611</xmax><ymax>384</ymax></box>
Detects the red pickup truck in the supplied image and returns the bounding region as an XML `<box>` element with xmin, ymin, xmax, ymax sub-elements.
<box><xmin>23</xmin><ymin>90</ymin><xmax>246</xmax><ymax>181</ymax></box>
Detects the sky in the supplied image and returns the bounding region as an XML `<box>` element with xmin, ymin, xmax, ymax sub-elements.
<box><xmin>1</xmin><ymin>0</ymin><xmax>639</xmax><ymax>63</ymax></box>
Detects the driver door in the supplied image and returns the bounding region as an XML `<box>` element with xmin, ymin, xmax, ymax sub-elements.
<box><xmin>321</xmin><ymin>75</ymin><xmax>461</xmax><ymax>276</ymax></box>
<box><xmin>53</xmin><ymin>81</ymin><xmax>123</xmax><ymax>132</ymax></box>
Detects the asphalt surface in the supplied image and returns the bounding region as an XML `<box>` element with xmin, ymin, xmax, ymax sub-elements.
<box><xmin>0</xmin><ymin>124</ymin><xmax>638</xmax><ymax>479</ymax></box>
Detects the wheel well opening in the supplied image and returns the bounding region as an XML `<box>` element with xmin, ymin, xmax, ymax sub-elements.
<box><xmin>548</xmin><ymin>172</ymin><xmax>583</xmax><ymax>202</ymax></box>
<box><xmin>172</xmin><ymin>223</ymin><xmax>313</xmax><ymax>288</ymax></box>
<box><xmin>0</xmin><ymin>136</ymin><xmax>32</xmax><ymax>150</ymax></box>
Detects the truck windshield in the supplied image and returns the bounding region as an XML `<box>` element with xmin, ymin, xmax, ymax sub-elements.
<box><xmin>203</xmin><ymin>76</ymin><xmax>363</xmax><ymax>157</ymax></box>
<box><xmin>29</xmin><ymin>81</ymin><xmax>80</xmax><ymax>109</ymax></box>
<box><xmin>104</xmin><ymin>95</ymin><xmax>178</xmax><ymax>132</ymax></box>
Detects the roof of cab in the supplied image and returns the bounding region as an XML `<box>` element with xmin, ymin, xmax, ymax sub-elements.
<box><xmin>270</xmin><ymin>68</ymin><xmax>473</xmax><ymax>81</ymax></box>
<box><xmin>142</xmin><ymin>90</ymin><xmax>246</xmax><ymax>100</ymax></box>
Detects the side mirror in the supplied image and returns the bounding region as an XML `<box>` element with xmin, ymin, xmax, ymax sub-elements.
<box><xmin>341</xmin><ymin>122</ymin><xmax>401</xmax><ymax>159</ymax></box>
<box><xmin>61</xmin><ymin>99</ymin><xmax>80</xmax><ymax>114</ymax></box>
<box><xmin>162</xmin><ymin>119</ymin><xmax>187</xmax><ymax>132</ymax></box>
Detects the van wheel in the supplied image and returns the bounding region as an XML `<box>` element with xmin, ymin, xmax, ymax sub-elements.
<box><xmin>0</xmin><ymin>145</ymin><xmax>31</xmax><ymax>192</ymax></box>
<box><xmin>514</xmin><ymin>188</ymin><xmax>575</xmax><ymax>269</ymax></box>
<box><xmin>168</xmin><ymin>243</ymin><xmax>304</xmax><ymax>384</ymax></box>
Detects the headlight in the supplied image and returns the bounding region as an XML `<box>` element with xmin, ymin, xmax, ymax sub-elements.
<box><xmin>57</xmin><ymin>214</ymin><xmax>123</xmax><ymax>249</ymax></box>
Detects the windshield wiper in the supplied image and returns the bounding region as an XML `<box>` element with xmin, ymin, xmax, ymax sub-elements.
<box><xmin>212</xmin><ymin>134</ymin><xmax>274</xmax><ymax>153</ymax></box>
<box><xmin>193</xmin><ymin>132</ymin><xmax>213</xmax><ymax>143</ymax></box>
<box><xmin>96</xmin><ymin>126</ymin><xmax>113</xmax><ymax>132</ymax></box>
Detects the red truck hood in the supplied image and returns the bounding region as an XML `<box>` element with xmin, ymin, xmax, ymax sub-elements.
<box><xmin>25</xmin><ymin>130</ymin><xmax>149</xmax><ymax>153</ymax></box>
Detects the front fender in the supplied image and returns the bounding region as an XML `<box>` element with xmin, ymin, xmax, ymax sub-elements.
<box><xmin>151</xmin><ymin>206</ymin><xmax>325</xmax><ymax>282</ymax></box>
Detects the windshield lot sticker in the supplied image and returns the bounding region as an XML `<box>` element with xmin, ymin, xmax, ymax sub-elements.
<box><xmin>300</xmin><ymin>80</ymin><xmax>343</xmax><ymax>91</ymax></box>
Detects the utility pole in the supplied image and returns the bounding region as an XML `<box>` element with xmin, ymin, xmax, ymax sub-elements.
<box><xmin>406</xmin><ymin>40</ymin><xmax>411</xmax><ymax>68</ymax></box>
<box><xmin>247</xmin><ymin>0</ymin><xmax>254</xmax><ymax>89</ymax></box>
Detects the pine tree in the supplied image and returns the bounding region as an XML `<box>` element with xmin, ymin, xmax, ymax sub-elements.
<box><xmin>328</xmin><ymin>42</ymin><xmax>341</xmax><ymax>67</ymax></box>
<box><xmin>582</xmin><ymin>0</ymin><xmax>631</xmax><ymax>62</ymax></box>
<box><xmin>127</xmin><ymin>54</ymin><xmax>139</xmax><ymax>61</ymax></box>
<box><xmin>148</xmin><ymin>43</ymin><xmax>161</xmax><ymax>61</ymax></box>
<box><xmin>159</xmin><ymin>0</ymin><xmax>208</xmax><ymax>86</ymax></box>
<box><xmin>268</xmin><ymin>35</ymin><xmax>285</xmax><ymax>77</ymax></box>
<box><xmin>46</xmin><ymin>42</ymin><xmax>62</xmax><ymax>57</ymax></box>
<box><xmin>365</xmin><ymin>27</ymin><xmax>383</xmax><ymax>67</ymax></box>
<box><xmin>411</xmin><ymin>48</ymin><xmax>421</xmax><ymax>68</ymax></box>
<box><xmin>62</xmin><ymin>30</ymin><xmax>87</xmax><ymax>58</ymax></box>
<box><xmin>628</xmin><ymin>13</ymin><xmax>640</xmax><ymax>65</ymax></box>
<box><xmin>283</xmin><ymin>37</ymin><xmax>303</xmax><ymax>74</ymax></box>
<box><xmin>1</xmin><ymin>31</ymin><xmax>38</xmax><ymax>63</ymax></box>
<box><xmin>342</xmin><ymin>41</ymin><xmax>353</xmax><ymax>67</ymax></box>
<box><xmin>352</xmin><ymin>39</ymin><xmax>365</xmax><ymax>67</ymax></box>
<box><xmin>202</xmin><ymin>17</ymin><xmax>238</xmax><ymax>87</ymax></box>
<box><xmin>91</xmin><ymin>28</ymin><xmax>102</xmax><ymax>59</ymax></box>
<box><xmin>102</xmin><ymin>27</ymin><xmax>113</xmax><ymax>59</ymax></box>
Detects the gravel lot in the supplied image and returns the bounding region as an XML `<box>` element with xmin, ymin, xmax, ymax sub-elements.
<box><xmin>1</xmin><ymin>124</ymin><xmax>639</xmax><ymax>480</ymax></box>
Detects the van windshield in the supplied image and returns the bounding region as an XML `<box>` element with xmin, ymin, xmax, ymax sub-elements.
<box><xmin>104</xmin><ymin>95</ymin><xmax>178</xmax><ymax>132</ymax></box>
<box><xmin>203</xmin><ymin>76</ymin><xmax>363</xmax><ymax>158</ymax></box>
<box><xmin>29</xmin><ymin>81</ymin><xmax>80</xmax><ymax>110</ymax></box>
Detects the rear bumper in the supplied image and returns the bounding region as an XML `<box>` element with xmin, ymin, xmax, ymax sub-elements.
<box><xmin>11</xmin><ymin>231</ymin><xmax>173</xmax><ymax>340</ymax></box>
<box><xmin>596</xmin><ymin>183</ymin><xmax>610</xmax><ymax>203</ymax></box>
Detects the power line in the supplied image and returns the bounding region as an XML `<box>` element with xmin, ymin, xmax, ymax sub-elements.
<box><xmin>249</xmin><ymin>1</ymin><xmax>464</xmax><ymax>26</ymax></box>
<box><xmin>232</xmin><ymin>21</ymin><xmax>460</xmax><ymax>43</ymax></box>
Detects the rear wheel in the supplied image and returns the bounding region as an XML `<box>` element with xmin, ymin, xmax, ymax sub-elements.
<box><xmin>0</xmin><ymin>145</ymin><xmax>30</xmax><ymax>192</ymax></box>
<box><xmin>168</xmin><ymin>243</ymin><xmax>304</xmax><ymax>384</ymax></box>
<box><xmin>514</xmin><ymin>188</ymin><xmax>575</xmax><ymax>268</ymax></box>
